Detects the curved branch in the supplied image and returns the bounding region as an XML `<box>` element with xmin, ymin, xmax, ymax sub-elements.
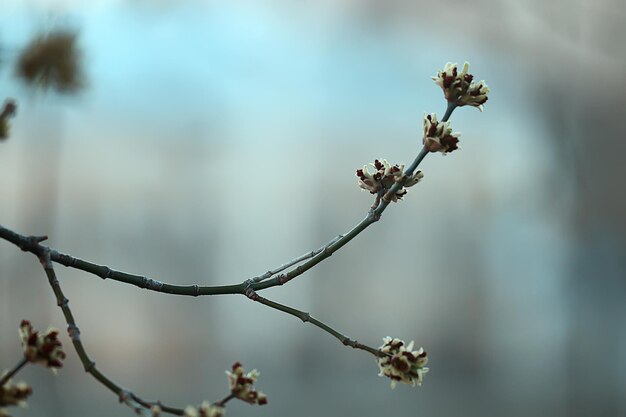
<box><xmin>0</xmin><ymin>100</ymin><xmax>456</xmax><ymax>298</ymax></box>
<box><xmin>37</xmin><ymin>247</ymin><xmax>187</xmax><ymax>416</ymax></box>
<box><xmin>243</xmin><ymin>284</ymin><xmax>383</xmax><ymax>357</ymax></box>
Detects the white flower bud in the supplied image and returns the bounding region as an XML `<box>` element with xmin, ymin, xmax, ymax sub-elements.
<box><xmin>376</xmin><ymin>337</ymin><xmax>429</xmax><ymax>388</ymax></box>
<box><xmin>432</xmin><ymin>61</ymin><xmax>490</xmax><ymax>111</ymax></box>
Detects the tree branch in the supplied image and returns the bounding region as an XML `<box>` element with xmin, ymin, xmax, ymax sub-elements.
<box><xmin>0</xmin><ymin>357</ymin><xmax>28</xmax><ymax>386</ymax></box>
<box><xmin>0</xmin><ymin>102</ymin><xmax>456</xmax><ymax>298</ymax></box>
<box><xmin>251</xmin><ymin>235</ymin><xmax>344</xmax><ymax>284</ymax></box>
<box><xmin>243</xmin><ymin>284</ymin><xmax>383</xmax><ymax>357</ymax></box>
<box><xmin>36</xmin><ymin>247</ymin><xmax>187</xmax><ymax>416</ymax></box>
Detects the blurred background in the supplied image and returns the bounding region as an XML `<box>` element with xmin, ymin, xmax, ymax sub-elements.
<box><xmin>1</xmin><ymin>1</ymin><xmax>625</xmax><ymax>416</ymax></box>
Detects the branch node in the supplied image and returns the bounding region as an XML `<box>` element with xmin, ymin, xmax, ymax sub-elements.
<box><xmin>84</xmin><ymin>360</ymin><xmax>96</xmax><ymax>373</ymax></box>
<box><xmin>143</xmin><ymin>277</ymin><xmax>163</xmax><ymax>292</ymax></box>
<box><xmin>99</xmin><ymin>267</ymin><xmax>112</xmax><ymax>280</ymax></box>
<box><xmin>33</xmin><ymin>235</ymin><xmax>49</xmax><ymax>243</ymax></box>
<box><xmin>57</xmin><ymin>297</ymin><xmax>69</xmax><ymax>308</ymax></box>
<box><xmin>300</xmin><ymin>312</ymin><xmax>311</xmax><ymax>323</ymax></box>
<box><xmin>67</xmin><ymin>324</ymin><xmax>81</xmax><ymax>341</ymax></box>
<box><xmin>38</xmin><ymin>247</ymin><xmax>53</xmax><ymax>269</ymax></box>
<box><xmin>244</xmin><ymin>288</ymin><xmax>256</xmax><ymax>300</ymax></box>
<box><xmin>342</xmin><ymin>338</ymin><xmax>357</xmax><ymax>348</ymax></box>
<box><xmin>244</xmin><ymin>282</ymin><xmax>260</xmax><ymax>301</ymax></box>
<box><xmin>18</xmin><ymin>234</ymin><xmax>48</xmax><ymax>252</ymax></box>
<box><xmin>119</xmin><ymin>389</ymin><xmax>131</xmax><ymax>403</ymax></box>
<box><xmin>277</xmin><ymin>274</ymin><xmax>288</xmax><ymax>285</ymax></box>
<box><xmin>193</xmin><ymin>284</ymin><xmax>200</xmax><ymax>297</ymax></box>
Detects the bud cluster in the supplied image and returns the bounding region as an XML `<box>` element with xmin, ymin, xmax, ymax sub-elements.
<box><xmin>18</xmin><ymin>320</ymin><xmax>66</xmax><ymax>370</ymax></box>
<box><xmin>0</xmin><ymin>380</ymin><xmax>32</xmax><ymax>408</ymax></box>
<box><xmin>376</xmin><ymin>337</ymin><xmax>428</xmax><ymax>388</ymax></box>
<box><xmin>423</xmin><ymin>113</ymin><xmax>461</xmax><ymax>154</ymax></box>
<box><xmin>356</xmin><ymin>159</ymin><xmax>423</xmax><ymax>202</ymax></box>
<box><xmin>226</xmin><ymin>362</ymin><xmax>267</xmax><ymax>405</ymax></box>
<box><xmin>432</xmin><ymin>62</ymin><xmax>490</xmax><ymax>111</ymax></box>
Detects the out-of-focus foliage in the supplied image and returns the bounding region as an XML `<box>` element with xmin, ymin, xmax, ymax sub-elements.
<box><xmin>15</xmin><ymin>30</ymin><xmax>83</xmax><ymax>93</ymax></box>
<box><xmin>0</xmin><ymin>100</ymin><xmax>16</xmax><ymax>140</ymax></box>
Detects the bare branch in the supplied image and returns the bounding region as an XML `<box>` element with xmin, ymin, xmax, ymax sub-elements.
<box><xmin>251</xmin><ymin>235</ymin><xmax>344</xmax><ymax>284</ymax></box>
<box><xmin>0</xmin><ymin>357</ymin><xmax>28</xmax><ymax>386</ymax></box>
<box><xmin>243</xmin><ymin>282</ymin><xmax>383</xmax><ymax>358</ymax></box>
<box><xmin>36</xmin><ymin>247</ymin><xmax>187</xmax><ymax>416</ymax></box>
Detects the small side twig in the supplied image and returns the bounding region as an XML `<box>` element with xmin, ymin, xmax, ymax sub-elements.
<box><xmin>252</xmin><ymin>235</ymin><xmax>344</xmax><ymax>283</ymax></box>
<box><xmin>244</xmin><ymin>283</ymin><xmax>382</xmax><ymax>357</ymax></box>
<box><xmin>0</xmin><ymin>357</ymin><xmax>28</xmax><ymax>386</ymax></box>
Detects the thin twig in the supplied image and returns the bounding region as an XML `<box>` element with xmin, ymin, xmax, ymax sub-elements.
<box><xmin>243</xmin><ymin>285</ymin><xmax>383</xmax><ymax>357</ymax></box>
<box><xmin>375</xmin><ymin>102</ymin><xmax>456</xmax><ymax>214</ymax></box>
<box><xmin>130</xmin><ymin>395</ymin><xmax>187</xmax><ymax>416</ymax></box>
<box><xmin>253</xmin><ymin>211</ymin><xmax>380</xmax><ymax>291</ymax></box>
<box><xmin>255</xmin><ymin>148</ymin><xmax>433</xmax><ymax>291</ymax></box>
<box><xmin>36</xmin><ymin>247</ymin><xmax>186</xmax><ymax>416</ymax></box>
<box><xmin>369</xmin><ymin>189</ymin><xmax>384</xmax><ymax>213</ymax></box>
<box><xmin>119</xmin><ymin>390</ymin><xmax>151</xmax><ymax>416</ymax></box>
<box><xmin>215</xmin><ymin>393</ymin><xmax>236</xmax><ymax>407</ymax></box>
<box><xmin>442</xmin><ymin>101</ymin><xmax>457</xmax><ymax>122</ymax></box>
<box><xmin>0</xmin><ymin>357</ymin><xmax>28</xmax><ymax>386</ymax></box>
<box><xmin>252</xmin><ymin>235</ymin><xmax>344</xmax><ymax>283</ymax></box>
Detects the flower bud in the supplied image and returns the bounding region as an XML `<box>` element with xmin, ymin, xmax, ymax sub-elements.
<box><xmin>225</xmin><ymin>362</ymin><xmax>267</xmax><ymax>406</ymax></box>
<box><xmin>423</xmin><ymin>113</ymin><xmax>460</xmax><ymax>154</ymax></box>
<box><xmin>19</xmin><ymin>320</ymin><xmax>66</xmax><ymax>370</ymax></box>
<box><xmin>356</xmin><ymin>159</ymin><xmax>423</xmax><ymax>202</ymax></box>
<box><xmin>376</xmin><ymin>337</ymin><xmax>429</xmax><ymax>388</ymax></box>
<box><xmin>0</xmin><ymin>380</ymin><xmax>32</xmax><ymax>408</ymax></box>
<box><xmin>432</xmin><ymin>62</ymin><xmax>490</xmax><ymax>111</ymax></box>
